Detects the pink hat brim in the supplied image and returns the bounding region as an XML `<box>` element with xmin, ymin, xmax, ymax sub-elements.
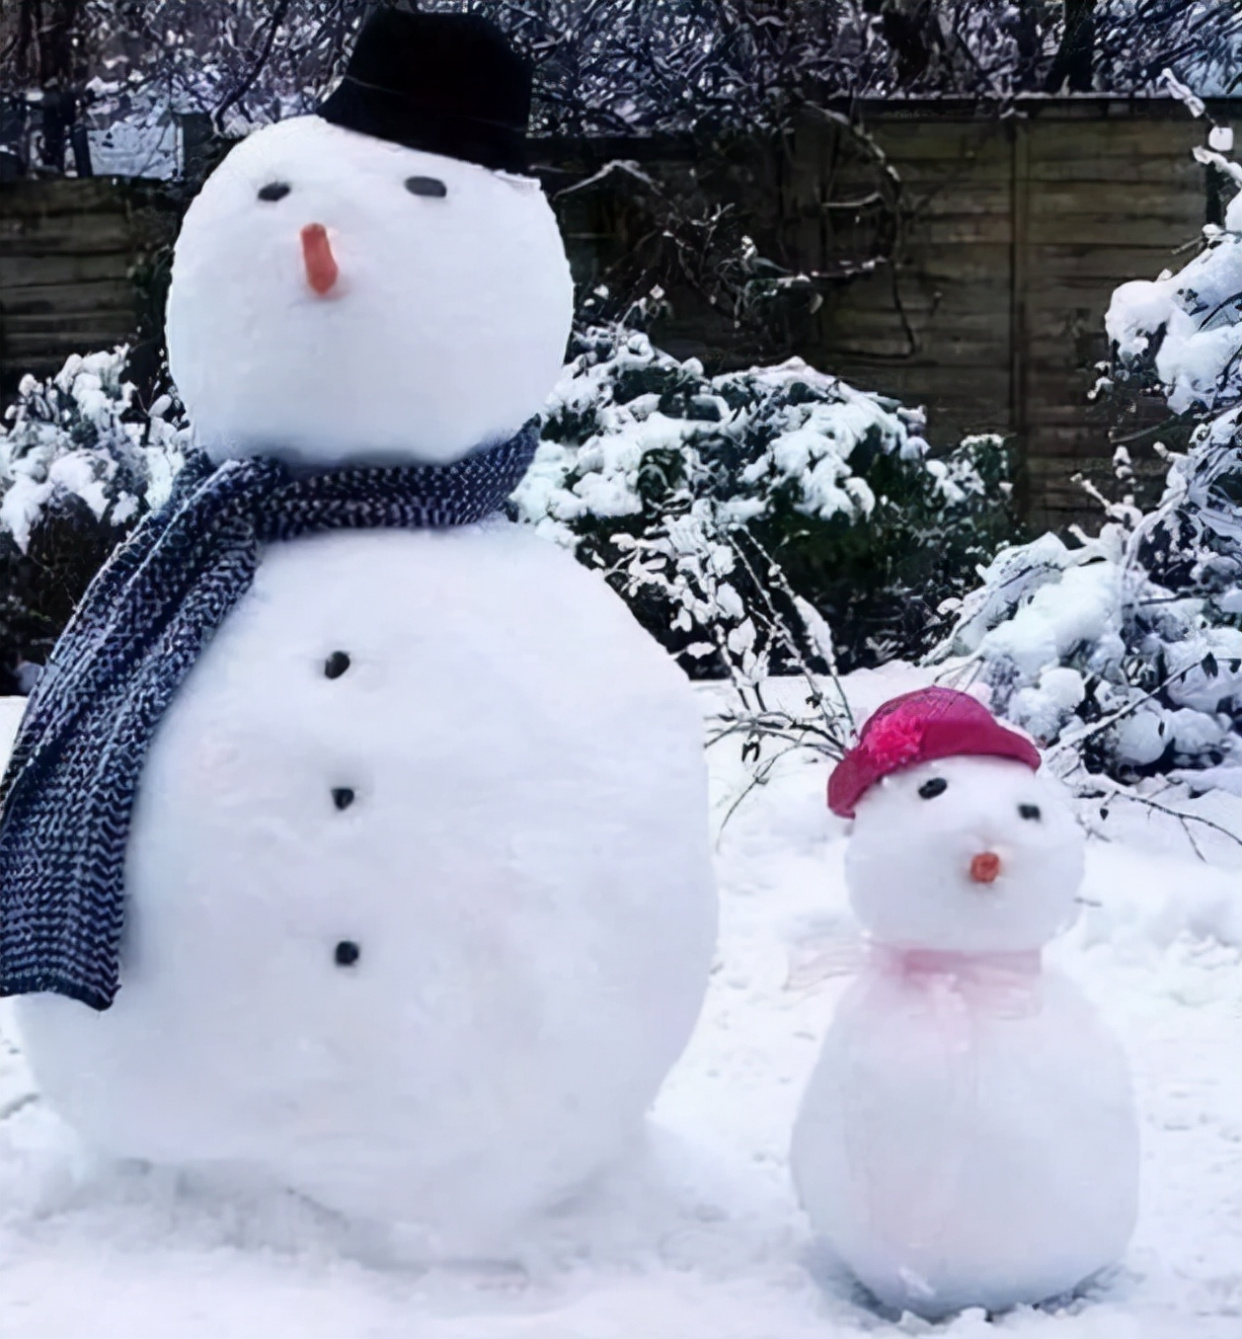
<box><xmin>828</xmin><ymin>687</ymin><xmax>1041</xmax><ymax>818</ymax></box>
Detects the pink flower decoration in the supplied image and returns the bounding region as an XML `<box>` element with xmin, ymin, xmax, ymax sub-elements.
<box><xmin>864</xmin><ymin>711</ymin><xmax>925</xmax><ymax>770</ymax></box>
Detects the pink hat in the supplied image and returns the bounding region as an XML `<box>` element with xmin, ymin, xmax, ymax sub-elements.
<box><xmin>827</xmin><ymin>686</ymin><xmax>1041</xmax><ymax>818</ymax></box>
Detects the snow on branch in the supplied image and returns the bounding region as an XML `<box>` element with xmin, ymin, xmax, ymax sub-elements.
<box><xmin>931</xmin><ymin>141</ymin><xmax>1242</xmax><ymax>819</ymax></box>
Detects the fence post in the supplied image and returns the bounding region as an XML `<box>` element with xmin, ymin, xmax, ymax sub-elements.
<box><xmin>1009</xmin><ymin>114</ymin><xmax>1031</xmax><ymax>518</ymax></box>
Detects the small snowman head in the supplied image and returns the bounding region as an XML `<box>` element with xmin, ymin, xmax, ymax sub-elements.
<box><xmin>166</xmin><ymin>9</ymin><xmax>573</xmax><ymax>470</ymax></box>
<box><xmin>829</xmin><ymin>688</ymin><xmax>1085</xmax><ymax>954</ymax></box>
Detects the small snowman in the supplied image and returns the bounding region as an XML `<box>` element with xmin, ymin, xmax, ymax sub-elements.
<box><xmin>791</xmin><ymin>687</ymin><xmax>1138</xmax><ymax>1318</ymax></box>
<box><xmin>0</xmin><ymin>10</ymin><xmax>716</xmax><ymax>1255</ymax></box>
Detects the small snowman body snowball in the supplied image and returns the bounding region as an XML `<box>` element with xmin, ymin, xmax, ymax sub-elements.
<box><xmin>791</xmin><ymin>689</ymin><xmax>1138</xmax><ymax>1318</ymax></box>
<box><xmin>11</xmin><ymin>11</ymin><xmax>715</xmax><ymax>1255</ymax></box>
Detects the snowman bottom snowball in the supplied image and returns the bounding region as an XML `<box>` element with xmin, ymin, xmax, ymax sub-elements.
<box><xmin>16</xmin><ymin>525</ymin><xmax>718</xmax><ymax>1255</ymax></box>
<box><xmin>3</xmin><ymin>5</ymin><xmax>718</xmax><ymax>1262</ymax></box>
<box><xmin>792</xmin><ymin>689</ymin><xmax>1139</xmax><ymax>1318</ymax></box>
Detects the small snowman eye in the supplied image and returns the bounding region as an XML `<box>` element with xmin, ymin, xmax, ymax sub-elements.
<box><xmin>257</xmin><ymin>181</ymin><xmax>291</xmax><ymax>202</ymax></box>
<box><xmin>918</xmin><ymin>777</ymin><xmax>948</xmax><ymax>799</ymax></box>
<box><xmin>1019</xmin><ymin>803</ymin><xmax>1042</xmax><ymax>821</ymax></box>
<box><xmin>405</xmin><ymin>175</ymin><xmax>448</xmax><ymax>198</ymax></box>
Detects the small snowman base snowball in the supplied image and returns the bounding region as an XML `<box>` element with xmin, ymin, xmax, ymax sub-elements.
<box><xmin>792</xmin><ymin>690</ymin><xmax>1138</xmax><ymax>1319</ymax></box>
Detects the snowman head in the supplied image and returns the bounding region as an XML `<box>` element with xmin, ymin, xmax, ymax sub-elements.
<box><xmin>830</xmin><ymin>689</ymin><xmax>1085</xmax><ymax>954</ymax></box>
<box><xmin>166</xmin><ymin>10</ymin><xmax>573</xmax><ymax>470</ymax></box>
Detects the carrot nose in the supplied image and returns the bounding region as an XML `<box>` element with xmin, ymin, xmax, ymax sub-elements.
<box><xmin>970</xmin><ymin>852</ymin><xmax>1002</xmax><ymax>884</ymax></box>
<box><xmin>300</xmin><ymin>223</ymin><xmax>339</xmax><ymax>296</ymax></box>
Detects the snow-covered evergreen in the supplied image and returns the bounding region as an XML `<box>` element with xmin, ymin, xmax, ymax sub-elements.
<box><xmin>0</xmin><ymin>351</ymin><xmax>190</xmax><ymax>691</ymax></box>
<box><xmin>934</xmin><ymin>152</ymin><xmax>1242</xmax><ymax>796</ymax></box>
<box><xmin>2</xmin><ymin>330</ymin><xmax>1012</xmax><ymax>701</ymax></box>
<box><xmin>0</xmin><ymin>349</ymin><xmax>187</xmax><ymax>549</ymax></box>
<box><xmin>515</xmin><ymin>325</ymin><xmax>1015</xmax><ymax>683</ymax></box>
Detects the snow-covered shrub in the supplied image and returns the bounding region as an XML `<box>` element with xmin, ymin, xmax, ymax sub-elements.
<box><xmin>934</xmin><ymin>157</ymin><xmax>1242</xmax><ymax>796</ymax></box>
<box><xmin>0</xmin><ymin>349</ymin><xmax>190</xmax><ymax>693</ymax></box>
<box><xmin>514</xmin><ymin>325</ymin><xmax>1017</xmax><ymax>684</ymax></box>
<box><xmin>2</xmin><ymin>329</ymin><xmax>1015</xmax><ymax>717</ymax></box>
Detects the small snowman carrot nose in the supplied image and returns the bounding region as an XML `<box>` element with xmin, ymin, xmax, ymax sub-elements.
<box><xmin>300</xmin><ymin>223</ymin><xmax>339</xmax><ymax>296</ymax></box>
<box><xmin>970</xmin><ymin>851</ymin><xmax>1002</xmax><ymax>884</ymax></box>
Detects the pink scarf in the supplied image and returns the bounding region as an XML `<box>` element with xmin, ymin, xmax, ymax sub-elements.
<box><xmin>870</xmin><ymin>944</ymin><xmax>1044</xmax><ymax>1018</ymax></box>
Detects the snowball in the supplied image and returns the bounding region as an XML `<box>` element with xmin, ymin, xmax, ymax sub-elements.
<box><xmin>0</xmin><ymin>477</ymin><xmax>53</xmax><ymax>552</ymax></box>
<box><xmin>18</xmin><ymin>523</ymin><xmax>717</xmax><ymax>1255</ymax></box>
<box><xmin>166</xmin><ymin>117</ymin><xmax>574</xmax><ymax>468</ymax></box>
<box><xmin>793</xmin><ymin>965</ymin><xmax>1138</xmax><ymax>1318</ymax></box>
<box><xmin>843</xmin><ymin>755</ymin><xmax>1085</xmax><ymax>954</ymax></box>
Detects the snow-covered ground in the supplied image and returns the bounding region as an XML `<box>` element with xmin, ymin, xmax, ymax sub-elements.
<box><xmin>1</xmin><ymin>667</ymin><xmax>1239</xmax><ymax>1338</ymax></box>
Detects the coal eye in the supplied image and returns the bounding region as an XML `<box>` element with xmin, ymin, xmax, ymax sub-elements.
<box><xmin>918</xmin><ymin>777</ymin><xmax>948</xmax><ymax>800</ymax></box>
<box><xmin>405</xmin><ymin>175</ymin><xmax>447</xmax><ymax>198</ymax></box>
<box><xmin>1019</xmin><ymin>803</ymin><xmax>1042</xmax><ymax>821</ymax></box>
<box><xmin>258</xmin><ymin>181</ymin><xmax>291</xmax><ymax>202</ymax></box>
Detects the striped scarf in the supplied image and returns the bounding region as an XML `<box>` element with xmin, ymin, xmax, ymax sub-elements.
<box><xmin>0</xmin><ymin>422</ymin><xmax>538</xmax><ymax>1011</ymax></box>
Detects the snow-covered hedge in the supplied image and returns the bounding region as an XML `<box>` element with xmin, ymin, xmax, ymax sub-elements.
<box><xmin>0</xmin><ymin>350</ymin><xmax>189</xmax><ymax>692</ymax></box>
<box><xmin>934</xmin><ymin>156</ymin><xmax>1242</xmax><ymax>794</ymax></box>
<box><xmin>2</xmin><ymin>331</ymin><xmax>1015</xmax><ymax>699</ymax></box>
<box><xmin>514</xmin><ymin>326</ymin><xmax>1016</xmax><ymax>679</ymax></box>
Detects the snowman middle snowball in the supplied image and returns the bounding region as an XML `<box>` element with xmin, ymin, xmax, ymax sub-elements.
<box><xmin>16</xmin><ymin>105</ymin><xmax>717</xmax><ymax>1256</ymax></box>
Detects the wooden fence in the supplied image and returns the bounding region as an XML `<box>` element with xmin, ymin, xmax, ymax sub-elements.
<box><xmin>781</xmin><ymin>98</ymin><xmax>1231</xmax><ymax>527</ymax></box>
<box><xmin>1</xmin><ymin>96</ymin><xmax>1235</xmax><ymax>529</ymax></box>
<box><xmin>0</xmin><ymin>176</ymin><xmax>178</xmax><ymax>396</ymax></box>
<box><xmin>549</xmin><ymin>97</ymin><xmax>1234</xmax><ymax>529</ymax></box>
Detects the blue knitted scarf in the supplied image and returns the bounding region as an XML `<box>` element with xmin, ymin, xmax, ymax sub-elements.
<box><xmin>0</xmin><ymin>421</ymin><xmax>539</xmax><ymax>1011</ymax></box>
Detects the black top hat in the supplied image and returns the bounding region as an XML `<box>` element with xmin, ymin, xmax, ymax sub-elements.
<box><xmin>318</xmin><ymin>8</ymin><xmax>531</xmax><ymax>173</ymax></box>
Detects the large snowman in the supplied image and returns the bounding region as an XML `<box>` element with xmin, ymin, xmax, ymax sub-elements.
<box><xmin>791</xmin><ymin>688</ymin><xmax>1138</xmax><ymax>1318</ymax></box>
<box><xmin>1</xmin><ymin>9</ymin><xmax>716</xmax><ymax>1255</ymax></box>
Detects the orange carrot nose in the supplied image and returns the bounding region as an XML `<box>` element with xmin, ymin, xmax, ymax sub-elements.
<box><xmin>970</xmin><ymin>851</ymin><xmax>1002</xmax><ymax>884</ymax></box>
<box><xmin>300</xmin><ymin>223</ymin><xmax>339</xmax><ymax>295</ymax></box>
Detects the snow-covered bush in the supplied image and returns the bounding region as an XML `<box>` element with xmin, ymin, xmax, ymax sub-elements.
<box><xmin>0</xmin><ymin>349</ymin><xmax>190</xmax><ymax>693</ymax></box>
<box><xmin>934</xmin><ymin>155</ymin><xmax>1242</xmax><ymax>796</ymax></box>
<box><xmin>2</xmin><ymin>330</ymin><xmax>1015</xmax><ymax>721</ymax></box>
<box><xmin>514</xmin><ymin>325</ymin><xmax>1017</xmax><ymax>683</ymax></box>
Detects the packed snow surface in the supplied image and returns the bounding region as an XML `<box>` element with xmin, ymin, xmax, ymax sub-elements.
<box><xmin>166</xmin><ymin>116</ymin><xmax>574</xmax><ymax>468</ymax></box>
<box><xmin>13</xmin><ymin>521</ymin><xmax>716</xmax><ymax>1257</ymax></box>
<box><xmin>1</xmin><ymin>665</ymin><xmax>1240</xmax><ymax>1337</ymax></box>
<box><xmin>792</xmin><ymin>755</ymin><xmax>1138</xmax><ymax>1316</ymax></box>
